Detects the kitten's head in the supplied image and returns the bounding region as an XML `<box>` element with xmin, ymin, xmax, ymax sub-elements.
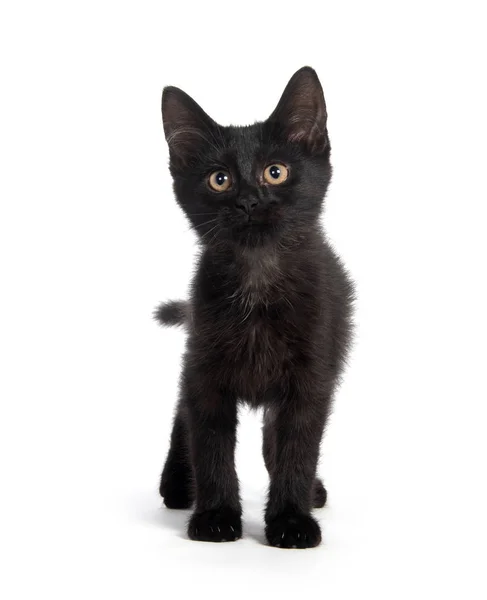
<box><xmin>162</xmin><ymin>67</ymin><xmax>331</xmax><ymax>248</ymax></box>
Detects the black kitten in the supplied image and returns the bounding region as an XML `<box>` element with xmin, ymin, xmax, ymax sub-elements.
<box><xmin>155</xmin><ymin>67</ymin><xmax>354</xmax><ymax>548</ymax></box>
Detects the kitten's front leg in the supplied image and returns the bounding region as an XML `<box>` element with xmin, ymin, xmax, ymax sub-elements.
<box><xmin>184</xmin><ymin>370</ymin><xmax>242</xmax><ymax>543</ymax></box>
<box><xmin>265</xmin><ymin>381</ymin><xmax>330</xmax><ymax>549</ymax></box>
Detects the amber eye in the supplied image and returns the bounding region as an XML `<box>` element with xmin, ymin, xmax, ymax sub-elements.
<box><xmin>263</xmin><ymin>163</ymin><xmax>289</xmax><ymax>185</ymax></box>
<box><xmin>208</xmin><ymin>170</ymin><xmax>232</xmax><ymax>192</ymax></box>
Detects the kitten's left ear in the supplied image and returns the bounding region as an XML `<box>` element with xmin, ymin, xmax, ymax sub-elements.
<box><xmin>268</xmin><ymin>67</ymin><xmax>328</xmax><ymax>153</ymax></box>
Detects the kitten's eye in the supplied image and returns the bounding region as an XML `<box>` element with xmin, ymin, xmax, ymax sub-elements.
<box><xmin>208</xmin><ymin>170</ymin><xmax>232</xmax><ymax>192</ymax></box>
<box><xmin>263</xmin><ymin>163</ymin><xmax>289</xmax><ymax>185</ymax></box>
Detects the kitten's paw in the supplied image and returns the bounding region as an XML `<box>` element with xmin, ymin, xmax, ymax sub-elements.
<box><xmin>188</xmin><ymin>508</ymin><xmax>242</xmax><ymax>542</ymax></box>
<box><xmin>161</xmin><ymin>484</ymin><xmax>193</xmax><ymax>509</ymax></box>
<box><xmin>313</xmin><ymin>478</ymin><xmax>327</xmax><ymax>508</ymax></box>
<box><xmin>266</xmin><ymin>513</ymin><xmax>321</xmax><ymax>549</ymax></box>
<box><xmin>160</xmin><ymin>469</ymin><xmax>194</xmax><ymax>509</ymax></box>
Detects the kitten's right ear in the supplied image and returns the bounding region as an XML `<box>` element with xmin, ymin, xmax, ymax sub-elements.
<box><xmin>162</xmin><ymin>86</ymin><xmax>217</xmax><ymax>167</ymax></box>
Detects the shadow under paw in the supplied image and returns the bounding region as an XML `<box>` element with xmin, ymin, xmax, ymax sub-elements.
<box><xmin>188</xmin><ymin>508</ymin><xmax>242</xmax><ymax>543</ymax></box>
<box><xmin>266</xmin><ymin>513</ymin><xmax>322</xmax><ymax>549</ymax></box>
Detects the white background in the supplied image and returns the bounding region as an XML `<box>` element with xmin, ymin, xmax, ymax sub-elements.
<box><xmin>1</xmin><ymin>1</ymin><xmax>486</xmax><ymax>598</ymax></box>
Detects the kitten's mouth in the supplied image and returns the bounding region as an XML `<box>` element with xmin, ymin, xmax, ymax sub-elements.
<box><xmin>232</xmin><ymin>212</ymin><xmax>271</xmax><ymax>238</ymax></box>
<box><xmin>244</xmin><ymin>214</ymin><xmax>263</xmax><ymax>225</ymax></box>
<box><xmin>237</xmin><ymin>215</ymin><xmax>254</xmax><ymax>226</ymax></box>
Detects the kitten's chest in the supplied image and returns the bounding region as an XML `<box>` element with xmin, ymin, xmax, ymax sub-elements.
<box><xmin>228</xmin><ymin>301</ymin><xmax>290</xmax><ymax>397</ymax></box>
<box><xmin>196</xmin><ymin>248</ymin><xmax>304</xmax><ymax>398</ymax></box>
<box><xmin>220</xmin><ymin>275</ymin><xmax>297</xmax><ymax>394</ymax></box>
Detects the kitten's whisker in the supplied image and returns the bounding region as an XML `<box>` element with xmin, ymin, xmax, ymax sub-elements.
<box><xmin>193</xmin><ymin>218</ymin><xmax>219</xmax><ymax>230</ymax></box>
<box><xmin>188</xmin><ymin>212</ymin><xmax>219</xmax><ymax>217</ymax></box>
<box><xmin>199</xmin><ymin>223</ymin><xmax>219</xmax><ymax>243</ymax></box>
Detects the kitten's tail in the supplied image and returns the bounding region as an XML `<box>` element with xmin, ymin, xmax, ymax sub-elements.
<box><xmin>153</xmin><ymin>300</ymin><xmax>188</xmax><ymax>328</ymax></box>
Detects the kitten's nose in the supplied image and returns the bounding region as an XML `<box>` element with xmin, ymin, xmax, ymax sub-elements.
<box><xmin>235</xmin><ymin>197</ymin><xmax>258</xmax><ymax>215</ymax></box>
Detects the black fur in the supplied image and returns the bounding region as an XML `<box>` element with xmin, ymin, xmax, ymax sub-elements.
<box><xmin>156</xmin><ymin>67</ymin><xmax>354</xmax><ymax>548</ymax></box>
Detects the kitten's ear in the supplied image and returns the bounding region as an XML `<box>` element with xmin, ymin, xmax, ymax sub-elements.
<box><xmin>162</xmin><ymin>86</ymin><xmax>217</xmax><ymax>167</ymax></box>
<box><xmin>268</xmin><ymin>67</ymin><xmax>328</xmax><ymax>153</ymax></box>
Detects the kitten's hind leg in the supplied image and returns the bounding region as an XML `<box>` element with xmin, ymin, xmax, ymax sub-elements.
<box><xmin>160</xmin><ymin>409</ymin><xmax>194</xmax><ymax>509</ymax></box>
<box><xmin>313</xmin><ymin>478</ymin><xmax>327</xmax><ymax>508</ymax></box>
<box><xmin>262</xmin><ymin>408</ymin><xmax>277</xmax><ymax>475</ymax></box>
